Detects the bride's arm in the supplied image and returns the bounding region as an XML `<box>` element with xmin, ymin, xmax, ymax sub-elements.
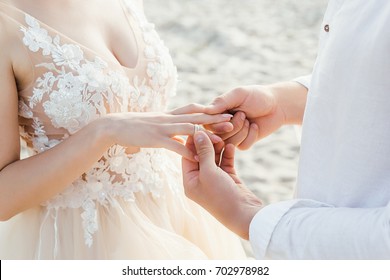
<box><xmin>0</xmin><ymin>47</ymin><xmax>115</xmax><ymax>220</ymax></box>
<box><xmin>0</xmin><ymin>36</ymin><xmax>230</xmax><ymax>222</ymax></box>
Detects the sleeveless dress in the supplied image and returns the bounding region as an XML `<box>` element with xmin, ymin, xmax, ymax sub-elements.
<box><xmin>0</xmin><ymin>0</ymin><xmax>247</xmax><ymax>259</ymax></box>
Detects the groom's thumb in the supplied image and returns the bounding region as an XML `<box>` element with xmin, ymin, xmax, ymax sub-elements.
<box><xmin>194</xmin><ymin>131</ymin><xmax>216</xmax><ymax>170</ymax></box>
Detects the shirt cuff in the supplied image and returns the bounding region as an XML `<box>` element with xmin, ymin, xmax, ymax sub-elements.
<box><xmin>293</xmin><ymin>75</ymin><xmax>312</xmax><ymax>89</ymax></box>
<box><xmin>249</xmin><ymin>199</ymin><xmax>329</xmax><ymax>259</ymax></box>
<box><xmin>249</xmin><ymin>200</ymin><xmax>299</xmax><ymax>259</ymax></box>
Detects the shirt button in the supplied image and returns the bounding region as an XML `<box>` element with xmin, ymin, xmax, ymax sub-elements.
<box><xmin>324</xmin><ymin>24</ymin><xmax>330</xmax><ymax>32</ymax></box>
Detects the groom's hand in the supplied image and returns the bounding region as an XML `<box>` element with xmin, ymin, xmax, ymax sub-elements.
<box><xmin>170</xmin><ymin>103</ymin><xmax>254</xmax><ymax>149</ymax></box>
<box><xmin>204</xmin><ymin>85</ymin><xmax>285</xmax><ymax>150</ymax></box>
<box><xmin>182</xmin><ymin>131</ymin><xmax>262</xmax><ymax>240</ymax></box>
<box><xmin>172</xmin><ymin>85</ymin><xmax>284</xmax><ymax>150</ymax></box>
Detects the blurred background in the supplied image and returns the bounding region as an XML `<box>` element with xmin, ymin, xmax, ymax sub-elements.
<box><xmin>144</xmin><ymin>0</ymin><xmax>328</xmax><ymax>206</ymax></box>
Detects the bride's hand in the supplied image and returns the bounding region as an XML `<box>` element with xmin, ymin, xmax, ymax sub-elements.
<box><xmin>101</xmin><ymin>111</ymin><xmax>232</xmax><ymax>160</ymax></box>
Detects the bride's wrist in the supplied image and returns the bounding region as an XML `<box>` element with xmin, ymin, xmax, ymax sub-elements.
<box><xmin>90</xmin><ymin>116</ymin><xmax>119</xmax><ymax>147</ymax></box>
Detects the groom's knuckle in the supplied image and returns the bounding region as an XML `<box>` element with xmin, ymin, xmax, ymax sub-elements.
<box><xmin>188</xmin><ymin>103</ymin><xmax>200</xmax><ymax>111</ymax></box>
<box><xmin>231</xmin><ymin>86</ymin><xmax>247</xmax><ymax>95</ymax></box>
<box><xmin>213</xmin><ymin>96</ymin><xmax>228</xmax><ymax>108</ymax></box>
<box><xmin>231</xmin><ymin>87</ymin><xmax>241</xmax><ymax>94</ymax></box>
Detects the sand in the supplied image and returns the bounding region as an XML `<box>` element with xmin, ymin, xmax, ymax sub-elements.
<box><xmin>144</xmin><ymin>0</ymin><xmax>328</xmax><ymax>205</ymax></box>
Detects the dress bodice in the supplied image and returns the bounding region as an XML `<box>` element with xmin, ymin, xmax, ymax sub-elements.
<box><xmin>0</xmin><ymin>0</ymin><xmax>180</xmax><ymax>246</ymax></box>
<box><xmin>5</xmin><ymin>0</ymin><xmax>178</xmax><ymax>145</ymax></box>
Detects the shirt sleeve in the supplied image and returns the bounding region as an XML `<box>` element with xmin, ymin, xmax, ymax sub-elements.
<box><xmin>293</xmin><ymin>75</ymin><xmax>312</xmax><ymax>89</ymax></box>
<box><xmin>249</xmin><ymin>199</ymin><xmax>390</xmax><ymax>259</ymax></box>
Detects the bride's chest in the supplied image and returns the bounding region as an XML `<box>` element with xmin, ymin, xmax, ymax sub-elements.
<box><xmin>16</xmin><ymin>0</ymin><xmax>140</xmax><ymax>69</ymax></box>
<box><xmin>15</xmin><ymin>0</ymin><xmax>178</xmax><ymax>136</ymax></box>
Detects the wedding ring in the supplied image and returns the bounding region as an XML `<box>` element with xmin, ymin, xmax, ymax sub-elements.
<box><xmin>194</xmin><ymin>124</ymin><xmax>203</xmax><ymax>134</ymax></box>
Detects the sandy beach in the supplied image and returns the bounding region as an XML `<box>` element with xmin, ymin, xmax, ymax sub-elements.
<box><xmin>144</xmin><ymin>0</ymin><xmax>328</xmax><ymax>204</ymax></box>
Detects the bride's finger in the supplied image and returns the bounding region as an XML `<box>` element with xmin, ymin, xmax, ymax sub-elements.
<box><xmin>185</xmin><ymin>135</ymin><xmax>196</xmax><ymax>154</ymax></box>
<box><xmin>169</xmin><ymin>103</ymin><xmax>206</xmax><ymax>115</ymax></box>
<box><xmin>170</xmin><ymin>113</ymin><xmax>233</xmax><ymax>125</ymax></box>
<box><xmin>204</xmin><ymin>122</ymin><xmax>234</xmax><ymax>134</ymax></box>
<box><xmin>203</xmin><ymin>129</ymin><xmax>223</xmax><ymax>143</ymax></box>
<box><xmin>163</xmin><ymin>138</ymin><xmax>196</xmax><ymax>161</ymax></box>
<box><xmin>166</xmin><ymin>124</ymin><xmax>222</xmax><ymax>143</ymax></box>
<box><xmin>163</xmin><ymin>123</ymin><xmax>194</xmax><ymax>137</ymax></box>
<box><xmin>182</xmin><ymin>136</ymin><xmax>200</xmax><ymax>176</ymax></box>
<box><xmin>172</xmin><ymin>136</ymin><xmax>186</xmax><ymax>145</ymax></box>
<box><xmin>217</xmin><ymin>111</ymin><xmax>246</xmax><ymax>140</ymax></box>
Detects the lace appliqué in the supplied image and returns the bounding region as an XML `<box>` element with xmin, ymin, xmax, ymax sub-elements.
<box><xmin>123</xmin><ymin>0</ymin><xmax>178</xmax><ymax>104</ymax></box>
<box><xmin>18</xmin><ymin>3</ymin><xmax>180</xmax><ymax>247</ymax></box>
<box><xmin>20</xmin><ymin>14</ymin><xmax>133</xmax><ymax>135</ymax></box>
<box><xmin>42</xmin><ymin>147</ymin><xmax>181</xmax><ymax>246</ymax></box>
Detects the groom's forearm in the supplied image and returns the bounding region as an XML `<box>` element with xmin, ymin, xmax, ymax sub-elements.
<box><xmin>270</xmin><ymin>81</ymin><xmax>308</xmax><ymax>125</ymax></box>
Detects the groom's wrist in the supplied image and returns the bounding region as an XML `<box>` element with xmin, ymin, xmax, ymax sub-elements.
<box><xmin>270</xmin><ymin>82</ymin><xmax>308</xmax><ymax>125</ymax></box>
<box><xmin>230</xmin><ymin>186</ymin><xmax>263</xmax><ymax>240</ymax></box>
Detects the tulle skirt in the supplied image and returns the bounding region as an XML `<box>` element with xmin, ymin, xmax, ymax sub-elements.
<box><xmin>0</xmin><ymin>181</ymin><xmax>247</xmax><ymax>259</ymax></box>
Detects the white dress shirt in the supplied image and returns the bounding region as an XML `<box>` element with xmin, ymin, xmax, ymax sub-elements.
<box><xmin>249</xmin><ymin>0</ymin><xmax>390</xmax><ymax>259</ymax></box>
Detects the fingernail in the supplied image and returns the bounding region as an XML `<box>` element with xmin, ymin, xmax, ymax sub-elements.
<box><xmin>240</xmin><ymin>112</ymin><xmax>246</xmax><ymax>120</ymax></box>
<box><xmin>222</xmin><ymin>114</ymin><xmax>233</xmax><ymax>119</ymax></box>
<box><xmin>194</xmin><ymin>155</ymin><xmax>199</xmax><ymax>162</ymax></box>
<box><xmin>195</xmin><ymin>133</ymin><xmax>205</xmax><ymax>143</ymax></box>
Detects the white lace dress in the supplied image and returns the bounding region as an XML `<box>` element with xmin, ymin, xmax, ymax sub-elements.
<box><xmin>0</xmin><ymin>1</ymin><xmax>247</xmax><ymax>259</ymax></box>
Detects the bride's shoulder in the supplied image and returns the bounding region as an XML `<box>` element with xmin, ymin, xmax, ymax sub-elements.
<box><xmin>0</xmin><ymin>11</ymin><xmax>12</xmax><ymax>44</ymax></box>
<box><xmin>0</xmin><ymin>14</ymin><xmax>14</xmax><ymax>88</ymax></box>
<box><xmin>0</xmin><ymin>9</ymin><xmax>33</xmax><ymax>90</ymax></box>
<box><xmin>0</xmin><ymin>8</ymin><xmax>20</xmax><ymax>43</ymax></box>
